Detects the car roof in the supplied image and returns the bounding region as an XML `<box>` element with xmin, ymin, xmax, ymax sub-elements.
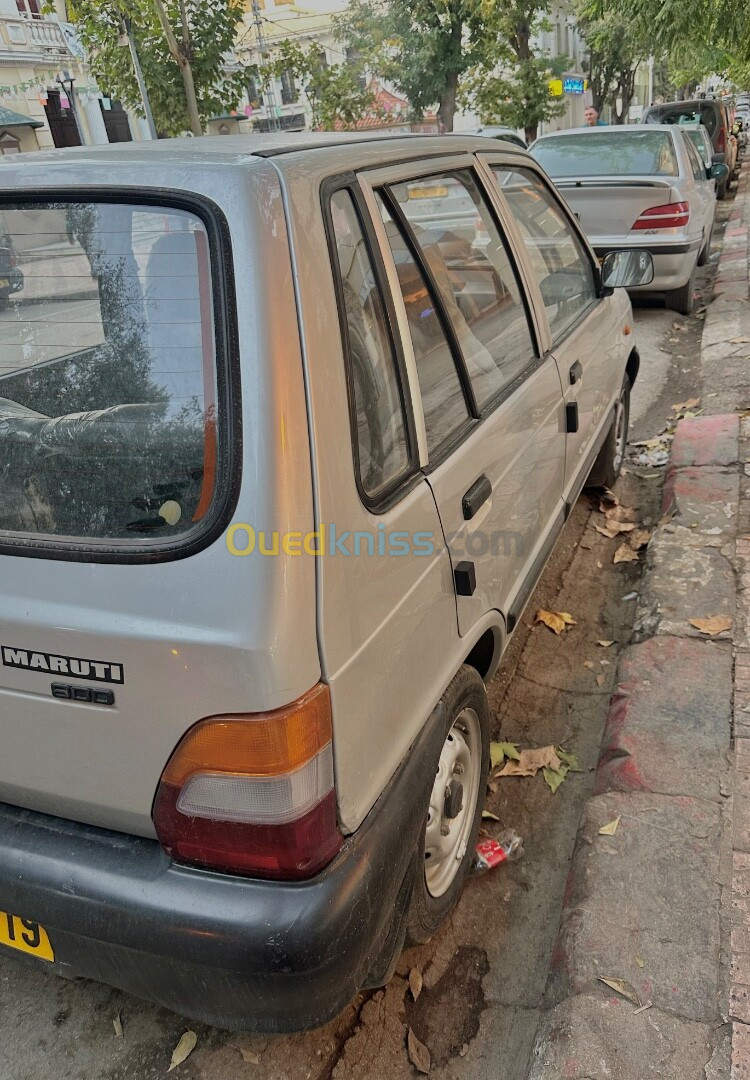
<box><xmin>533</xmin><ymin>123</ymin><xmax>678</xmax><ymax>139</ymax></box>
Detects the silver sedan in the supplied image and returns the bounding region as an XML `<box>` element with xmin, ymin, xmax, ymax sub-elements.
<box><xmin>530</xmin><ymin>124</ymin><xmax>726</xmax><ymax>314</ymax></box>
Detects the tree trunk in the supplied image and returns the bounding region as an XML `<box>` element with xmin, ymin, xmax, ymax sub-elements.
<box><xmin>525</xmin><ymin>122</ymin><xmax>537</xmax><ymax>144</ymax></box>
<box><xmin>151</xmin><ymin>0</ymin><xmax>203</xmax><ymax>136</ymax></box>
<box><xmin>438</xmin><ymin>71</ymin><xmax>458</xmax><ymax>132</ymax></box>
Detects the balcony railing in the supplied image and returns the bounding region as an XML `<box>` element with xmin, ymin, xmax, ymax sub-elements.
<box><xmin>0</xmin><ymin>14</ymin><xmax>71</xmax><ymax>58</ymax></box>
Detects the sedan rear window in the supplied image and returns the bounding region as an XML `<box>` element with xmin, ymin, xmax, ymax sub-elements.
<box><xmin>0</xmin><ymin>201</ymin><xmax>221</xmax><ymax>549</ymax></box>
<box><xmin>645</xmin><ymin>103</ymin><xmax>718</xmax><ymax>135</ymax></box>
<box><xmin>532</xmin><ymin>131</ymin><xmax>679</xmax><ymax>178</ymax></box>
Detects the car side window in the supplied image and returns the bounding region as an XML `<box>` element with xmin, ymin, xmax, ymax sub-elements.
<box><xmin>329</xmin><ymin>190</ymin><xmax>412</xmax><ymax>501</ymax></box>
<box><xmin>684</xmin><ymin>136</ymin><xmax>706</xmax><ymax>180</ymax></box>
<box><xmin>375</xmin><ymin>195</ymin><xmax>471</xmax><ymax>455</ymax></box>
<box><xmin>492</xmin><ymin>167</ymin><xmax>598</xmax><ymax>343</ymax></box>
<box><xmin>387</xmin><ymin>170</ymin><xmax>537</xmax><ymax>410</ymax></box>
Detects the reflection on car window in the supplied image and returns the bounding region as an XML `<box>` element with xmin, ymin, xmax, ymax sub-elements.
<box><xmin>0</xmin><ymin>202</ymin><xmax>220</xmax><ymax>543</ymax></box>
<box><xmin>330</xmin><ymin>190</ymin><xmax>411</xmax><ymax>498</ymax></box>
<box><xmin>532</xmin><ymin>131</ymin><xmax>679</xmax><ymax>178</ymax></box>
<box><xmin>388</xmin><ymin>170</ymin><xmax>536</xmax><ymax>410</ymax></box>
<box><xmin>375</xmin><ymin>195</ymin><xmax>470</xmax><ymax>454</ymax></box>
<box><xmin>493</xmin><ymin>167</ymin><xmax>597</xmax><ymax>342</ymax></box>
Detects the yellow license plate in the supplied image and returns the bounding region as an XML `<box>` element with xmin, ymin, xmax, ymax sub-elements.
<box><xmin>409</xmin><ymin>185</ymin><xmax>449</xmax><ymax>199</ymax></box>
<box><xmin>0</xmin><ymin>910</ymin><xmax>54</xmax><ymax>961</ymax></box>
<box><xmin>0</xmin><ymin>279</ymin><xmax>8</xmax><ymax>288</ymax></box>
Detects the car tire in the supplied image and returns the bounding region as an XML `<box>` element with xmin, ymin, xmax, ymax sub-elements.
<box><xmin>698</xmin><ymin>225</ymin><xmax>713</xmax><ymax>266</ymax></box>
<box><xmin>404</xmin><ymin>664</ymin><xmax>490</xmax><ymax>946</ymax></box>
<box><xmin>585</xmin><ymin>375</ymin><xmax>631</xmax><ymax>491</ymax></box>
<box><xmin>665</xmin><ymin>265</ymin><xmax>696</xmax><ymax>316</ymax></box>
<box><xmin>718</xmin><ymin>178</ymin><xmax>728</xmax><ymax>200</ymax></box>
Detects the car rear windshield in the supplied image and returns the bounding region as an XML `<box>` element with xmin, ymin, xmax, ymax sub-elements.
<box><xmin>0</xmin><ymin>201</ymin><xmax>221</xmax><ymax>550</ymax></box>
<box><xmin>644</xmin><ymin>103</ymin><xmax>719</xmax><ymax>135</ymax></box>
<box><xmin>532</xmin><ymin>131</ymin><xmax>679</xmax><ymax>178</ymax></box>
<box><xmin>683</xmin><ymin>129</ymin><xmax>710</xmax><ymax>163</ymax></box>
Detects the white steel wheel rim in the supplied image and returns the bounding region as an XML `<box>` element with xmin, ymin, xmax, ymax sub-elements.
<box><xmin>424</xmin><ymin>707</ymin><xmax>482</xmax><ymax>898</ymax></box>
<box><xmin>613</xmin><ymin>389</ymin><xmax>627</xmax><ymax>473</ymax></box>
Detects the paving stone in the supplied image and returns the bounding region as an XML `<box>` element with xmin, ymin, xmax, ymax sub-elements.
<box><xmin>547</xmin><ymin>791</ymin><xmax>723</xmax><ymax>1022</ymax></box>
<box><xmin>668</xmin><ymin>414</ymin><xmax>739</xmax><ymax>469</ymax></box>
<box><xmin>662</xmin><ymin>465</ymin><xmax>739</xmax><ymax>538</ymax></box>
<box><xmin>528</xmin><ymin>993</ymin><xmax>719</xmax><ymax>1080</ymax></box>
<box><xmin>733</xmin><ymin>1022</ymin><xmax>750</xmax><ymax>1079</ymax></box>
<box><xmin>594</xmin><ymin>636</ymin><xmax>731</xmax><ymax>801</ymax></box>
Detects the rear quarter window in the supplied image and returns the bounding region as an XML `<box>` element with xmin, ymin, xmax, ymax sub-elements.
<box><xmin>0</xmin><ymin>199</ymin><xmax>229</xmax><ymax>555</ymax></box>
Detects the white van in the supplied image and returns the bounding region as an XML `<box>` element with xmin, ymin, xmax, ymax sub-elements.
<box><xmin>0</xmin><ymin>134</ymin><xmax>650</xmax><ymax>1031</ymax></box>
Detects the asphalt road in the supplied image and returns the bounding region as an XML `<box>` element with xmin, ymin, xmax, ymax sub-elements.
<box><xmin>0</xmin><ymin>195</ymin><xmax>733</xmax><ymax>1080</ymax></box>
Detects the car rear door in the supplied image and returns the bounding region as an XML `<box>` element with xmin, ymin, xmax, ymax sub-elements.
<box><xmin>358</xmin><ymin>155</ymin><xmax>567</xmax><ymax>636</ymax></box>
<box><xmin>481</xmin><ymin>157</ymin><xmax>625</xmax><ymax>503</ymax></box>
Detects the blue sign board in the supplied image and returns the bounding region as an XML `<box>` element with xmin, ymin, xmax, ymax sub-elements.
<box><xmin>563</xmin><ymin>77</ymin><xmax>585</xmax><ymax>94</ymax></box>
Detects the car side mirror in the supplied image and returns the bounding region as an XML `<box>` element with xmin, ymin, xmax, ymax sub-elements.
<box><xmin>600</xmin><ymin>249</ymin><xmax>654</xmax><ymax>290</ymax></box>
<box><xmin>710</xmin><ymin>161</ymin><xmax>730</xmax><ymax>181</ymax></box>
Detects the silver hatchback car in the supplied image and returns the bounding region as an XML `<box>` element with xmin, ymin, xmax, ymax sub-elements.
<box><xmin>0</xmin><ymin>134</ymin><xmax>650</xmax><ymax>1031</ymax></box>
<box><xmin>531</xmin><ymin>124</ymin><xmax>726</xmax><ymax>314</ymax></box>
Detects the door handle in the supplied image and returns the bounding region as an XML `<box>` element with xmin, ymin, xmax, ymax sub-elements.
<box><xmin>569</xmin><ymin>360</ymin><xmax>583</xmax><ymax>385</ymax></box>
<box><xmin>462</xmin><ymin>475</ymin><xmax>492</xmax><ymax>520</ymax></box>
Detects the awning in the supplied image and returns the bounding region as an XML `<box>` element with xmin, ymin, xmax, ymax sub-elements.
<box><xmin>0</xmin><ymin>106</ymin><xmax>43</xmax><ymax>130</ymax></box>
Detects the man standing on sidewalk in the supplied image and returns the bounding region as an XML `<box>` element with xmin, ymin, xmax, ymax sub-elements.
<box><xmin>584</xmin><ymin>105</ymin><xmax>607</xmax><ymax>126</ymax></box>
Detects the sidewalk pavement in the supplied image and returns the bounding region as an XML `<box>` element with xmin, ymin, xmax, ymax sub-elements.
<box><xmin>528</xmin><ymin>169</ymin><xmax>750</xmax><ymax>1078</ymax></box>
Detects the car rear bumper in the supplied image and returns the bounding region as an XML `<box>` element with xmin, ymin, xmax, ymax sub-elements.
<box><xmin>594</xmin><ymin>239</ymin><xmax>701</xmax><ymax>292</ymax></box>
<box><xmin>0</xmin><ymin>702</ymin><xmax>446</xmax><ymax>1032</ymax></box>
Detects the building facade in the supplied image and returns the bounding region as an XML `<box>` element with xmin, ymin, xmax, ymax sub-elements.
<box><xmin>0</xmin><ymin>0</ymin><xmax>147</xmax><ymax>154</ymax></box>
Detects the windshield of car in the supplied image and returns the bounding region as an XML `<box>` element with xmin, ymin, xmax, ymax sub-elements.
<box><xmin>645</xmin><ymin>103</ymin><xmax>719</xmax><ymax>135</ymax></box>
<box><xmin>0</xmin><ymin>201</ymin><xmax>220</xmax><ymax>545</ymax></box>
<box><xmin>531</xmin><ymin>131</ymin><xmax>679</xmax><ymax>178</ymax></box>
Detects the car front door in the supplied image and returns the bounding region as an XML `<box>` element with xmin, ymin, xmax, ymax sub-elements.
<box><xmin>358</xmin><ymin>157</ymin><xmax>567</xmax><ymax>637</ymax></box>
<box><xmin>483</xmin><ymin>159</ymin><xmax>623</xmax><ymax>505</ymax></box>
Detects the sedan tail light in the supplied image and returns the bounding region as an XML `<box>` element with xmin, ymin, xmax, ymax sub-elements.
<box><xmin>717</xmin><ymin>125</ymin><xmax>727</xmax><ymax>154</ymax></box>
<box><xmin>152</xmin><ymin>683</ymin><xmax>342</xmax><ymax>880</ymax></box>
<box><xmin>632</xmin><ymin>201</ymin><xmax>690</xmax><ymax>230</ymax></box>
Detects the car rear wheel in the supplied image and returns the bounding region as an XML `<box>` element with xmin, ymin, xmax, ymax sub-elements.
<box><xmin>404</xmin><ymin>665</ymin><xmax>490</xmax><ymax>945</ymax></box>
<box><xmin>698</xmin><ymin>225</ymin><xmax>713</xmax><ymax>266</ymax></box>
<box><xmin>665</xmin><ymin>265</ymin><xmax>696</xmax><ymax>316</ymax></box>
<box><xmin>718</xmin><ymin>177</ymin><xmax>729</xmax><ymax>200</ymax></box>
<box><xmin>586</xmin><ymin>375</ymin><xmax>630</xmax><ymax>491</ymax></box>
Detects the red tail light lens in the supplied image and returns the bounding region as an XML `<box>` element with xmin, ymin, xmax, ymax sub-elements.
<box><xmin>152</xmin><ymin>683</ymin><xmax>343</xmax><ymax>880</ymax></box>
<box><xmin>717</xmin><ymin>126</ymin><xmax>726</xmax><ymax>154</ymax></box>
<box><xmin>632</xmin><ymin>201</ymin><xmax>690</xmax><ymax>230</ymax></box>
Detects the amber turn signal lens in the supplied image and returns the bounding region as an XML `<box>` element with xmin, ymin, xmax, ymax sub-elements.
<box><xmin>161</xmin><ymin>682</ymin><xmax>332</xmax><ymax>785</ymax></box>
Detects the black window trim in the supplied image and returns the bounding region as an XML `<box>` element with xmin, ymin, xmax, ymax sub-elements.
<box><xmin>378</xmin><ymin>164</ymin><xmax>546</xmax><ymax>461</ymax></box>
<box><xmin>488</xmin><ymin>159</ymin><xmax>604</xmax><ymax>350</ymax></box>
<box><xmin>0</xmin><ymin>186</ymin><xmax>242</xmax><ymax>565</ymax></box>
<box><xmin>320</xmin><ymin>173</ymin><xmax>421</xmax><ymax>515</ymax></box>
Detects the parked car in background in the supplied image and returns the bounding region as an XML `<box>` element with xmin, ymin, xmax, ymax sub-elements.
<box><xmin>530</xmin><ymin>125</ymin><xmax>725</xmax><ymax>314</ymax></box>
<box><xmin>0</xmin><ymin>233</ymin><xmax>23</xmax><ymax>311</ymax></box>
<box><xmin>474</xmin><ymin>125</ymin><xmax>527</xmax><ymax>149</ymax></box>
<box><xmin>0</xmin><ymin>132</ymin><xmax>651</xmax><ymax>1032</ymax></box>
<box><xmin>642</xmin><ymin>98</ymin><xmax>735</xmax><ymax>198</ymax></box>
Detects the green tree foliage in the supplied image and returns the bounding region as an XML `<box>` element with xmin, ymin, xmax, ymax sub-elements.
<box><xmin>575</xmin><ymin>1</ymin><xmax>650</xmax><ymax>121</ymax></box>
<box><xmin>67</xmin><ymin>0</ymin><xmax>246</xmax><ymax>137</ymax></box>
<box><xmin>337</xmin><ymin>0</ymin><xmax>496</xmax><ymax>132</ymax></box>
<box><xmin>260</xmin><ymin>40</ymin><xmax>380</xmax><ymax>130</ymax></box>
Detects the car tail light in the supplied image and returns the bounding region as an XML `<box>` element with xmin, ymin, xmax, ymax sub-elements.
<box><xmin>632</xmin><ymin>201</ymin><xmax>690</xmax><ymax>230</ymax></box>
<box><xmin>152</xmin><ymin>683</ymin><xmax>342</xmax><ymax>880</ymax></box>
<box><xmin>717</xmin><ymin>126</ymin><xmax>726</xmax><ymax>154</ymax></box>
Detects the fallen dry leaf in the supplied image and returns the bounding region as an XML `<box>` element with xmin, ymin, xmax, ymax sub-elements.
<box><xmin>614</xmin><ymin>544</ymin><xmax>639</xmax><ymax>564</ymax></box>
<box><xmin>543</xmin><ymin>765</ymin><xmax>569</xmax><ymax>793</ymax></box>
<box><xmin>535</xmin><ymin>609</ymin><xmax>576</xmax><ymax>634</ymax></box>
<box><xmin>407</xmin><ymin>1028</ymin><xmax>431</xmax><ymax>1074</ymax></box>
<box><xmin>597</xmin><ymin>640</ymin><xmax>615</xmax><ymax>648</ymax></box>
<box><xmin>628</xmin><ymin>528</ymin><xmax>652</xmax><ymax>550</ymax></box>
<box><xmin>113</xmin><ymin>1013</ymin><xmax>123</xmax><ymax>1039</ymax></box>
<box><xmin>633</xmin><ymin>1001</ymin><xmax>653</xmax><ymax>1015</ymax></box>
<box><xmin>596</xmin><ymin>674</ymin><xmax>605</xmax><ymax>687</ymax></box>
<box><xmin>409</xmin><ymin>968</ymin><xmax>423</xmax><ymax>1002</ymax></box>
<box><xmin>730</xmin><ymin>337</ymin><xmax>750</xmax><ymax>344</ymax></box>
<box><xmin>168</xmin><ymin>1031</ymin><xmax>197</xmax><ymax>1073</ymax></box>
<box><xmin>595</xmin><ymin>521</ymin><xmax>637</xmax><ymax>538</ymax></box>
<box><xmin>238</xmin><ymin>1048</ymin><xmax>261</xmax><ymax>1065</ymax></box>
<box><xmin>497</xmin><ymin>745</ymin><xmax>562</xmax><ymax>778</ymax></box>
<box><xmin>599</xmin><ymin>816</ymin><xmax>621</xmax><ymax>836</ymax></box>
<box><xmin>482</xmin><ymin>810</ymin><xmax>500</xmax><ymax>821</ymax></box>
<box><xmin>598</xmin><ymin>977</ymin><xmax>642</xmax><ymax>1006</ymax></box>
<box><xmin>689</xmin><ymin>615</ymin><xmax>732</xmax><ymax>636</ymax></box>
<box><xmin>604</xmin><ymin>504</ymin><xmax>636</xmax><ymax>523</ymax></box>
<box><xmin>583</xmin><ymin>659</ymin><xmax>595</xmax><ymax>669</ymax></box>
<box><xmin>636</xmin><ymin>956</ymin><xmax>645</xmax><ymax>969</ymax></box>
<box><xmin>596</xmin><ymin>559</ymin><xmax>603</xmax><ymax>569</ymax></box>
<box><xmin>557</xmin><ymin>748</ymin><xmax>582</xmax><ymax>772</ymax></box>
